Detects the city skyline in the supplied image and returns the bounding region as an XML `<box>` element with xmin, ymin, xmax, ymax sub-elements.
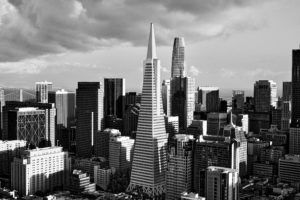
<box><xmin>0</xmin><ymin>0</ymin><xmax>300</xmax><ymax>92</ymax></box>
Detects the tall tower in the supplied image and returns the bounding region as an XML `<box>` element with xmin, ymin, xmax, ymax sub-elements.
<box><xmin>291</xmin><ymin>49</ymin><xmax>300</xmax><ymax>127</ymax></box>
<box><xmin>127</xmin><ymin>23</ymin><xmax>168</xmax><ymax>198</ymax></box>
<box><xmin>171</xmin><ymin>37</ymin><xmax>185</xmax><ymax>78</ymax></box>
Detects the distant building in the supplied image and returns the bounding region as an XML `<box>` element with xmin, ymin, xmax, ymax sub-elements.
<box><xmin>68</xmin><ymin>169</ymin><xmax>96</xmax><ymax>194</ymax></box>
<box><xmin>165</xmin><ymin>116</ymin><xmax>179</xmax><ymax>141</ymax></box>
<box><xmin>236</xmin><ymin>114</ymin><xmax>249</xmax><ymax>133</ymax></box>
<box><xmin>187</xmin><ymin>120</ymin><xmax>207</xmax><ymax>139</ymax></box>
<box><xmin>54</xmin><ymin>89</ymin><xmax>75</xmax><ymax>128</ymax></box>
<box><xmin>162</xmin><ymin>80</ymin><xmax>171</xmax><ymax>116</ymax></box>
<box><xmin>104</xmin><ymin>115</ymin><xmax>123</xmax><ymax>132</ymax></box>
<box><xmin>271</xmin><ymin>108</ymin><xmax>282</xmax><ymax>129</ymax></box>
<box><xmin>254</xmin><ymin>80</ymin><xmax>277</xmax><ymax>112</ymax></box>
<box><xmin>282</xmin><ymin>82</ymin><xmax>292</xmax><ymax>101</ymax></box>
<box><xmin>109</xmin><ymin>136</ymin><xmax>134</xmax><ymax>171</ymax></box>
<box><xmin>171</xmin><ymin>37</ymin><xmax>186</xmax><ymax>78</ymax></box>
<box><xmin>4</xmin><ymin>88</ymin><xmax>36</xmax><ymax>102</ymax></box>
<box><xmin>104</xmin><ymin>78</ymin><xmax>125</xmax><ymax>119</ymax></box>
<box><xmin>281</xmin><ymin>101</ymin><xmax>290</xmax><ymax>131</ymax></box>
<box><xmin>279</xmin><ymin>154</ymin><xmax>300</xmax><ymax>184</ymax></box>
<box><xmin>289</xmin><ymin>127</ymin><xmax>300</xmax><ymax>154</ymax></box>
<box><xmin>35</xmin><ymin>81</ymin><xmax>53</xmax><ymax>103</ymax></box>
<box><xmin>232</xmin><ymin>90</ymin><xmax>244</xmax><ymax>113</ymax></box>
<box><xmin>123</xmin><ymin>104</ymin><xmax>139</xmax><ymax>138</ymax></box>
<box><xmin>76</xmin><ymin>82</ymin><xmax>104</xmax><ymax>158</ymax></box>
<box><xmin>197</xmin><ymin>87</ymin><xmax>219</xmax><ymax>113</ymax></box>
<box><xmin>206</xmin><ymin>166</ymin><xmax>239</xmax><ymax>200</ymax></box>
<box><xmin>11</xmin><ymin>147</ymin><xmax>71</xmax><ymax>196</ymax></box>
<box><xmin>248</xmin><ymin>112</ymin><xmax>270</xmax><ymax>134</ymax></box>
<box><xmin>94</xmin><ymin>166</ymin><xmax>114</xmax><ymax>190</ymax></box>
<box><xmin>207</xmin><ymin>113</ymin><xmax>227</xmax><ymax>136</ymax></box>
<box><xmin>73</xmin><ymin>157</ymin><xmax>108</xmax><ymax>180</ymax></box>
<box><xmin>166</xmin><ymin>134</ymin><xmax>194</xmax><ymax>200</ymax></box>
<box><xmin>94</xmin><ymin>129</ymin><xmax>121</xmax><ymax>158</ymax></box>
<box><xmin>291</xmin><ymin>49</ymin><xmax>300</xmax><ymax>127</ymax></box>
<box><xmin>124</xmin><ymin>92</ymin><xmax>136</xmax><ymax>109</ymax></box>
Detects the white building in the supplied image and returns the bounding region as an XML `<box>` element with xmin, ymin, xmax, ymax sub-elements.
<box><xmin>11</xmin><ymin>147</ymin><xmax>71</xmax><ymax>196</ymax></box>
<box><xmin>35</xmin><ymin>81</ymin><xmax>53</xmax><ymax>103</ymax></box>
<box><xmin>109</xmin><ymin>136</ymin><xmax>134</xmax><ymax>171</ymax></box>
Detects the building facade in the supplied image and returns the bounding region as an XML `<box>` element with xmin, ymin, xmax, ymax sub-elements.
<box><xmin>171</xmin><ymin>37</ymin><xmax>185</xmax><ymax>78</ymax></box>
<box><xmin>35</xmin><ymin>81</ymin><xmax>53</xmax><ymax>103</ymax></box>
<box><xmin>254</xmin><ymin>80</ymin><xmax>277</xmax><ymax>112</ymax></box>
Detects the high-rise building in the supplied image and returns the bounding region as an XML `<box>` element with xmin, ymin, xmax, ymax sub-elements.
<box><xmin>0</xmin><ymin>140</ymin><xmax>26</xmax><ymax>186</ymax></box>
<box><xmin>94</xmin><ymin>166</ymin><xmax>114</xmax><ymax>190</ymax></box>
<box><xmin>35</xmin><ymin>81</ymin><xmax>53</xmax><ymax>103</ymax></box>
<box><xmin>207</xmin><ymin>113</ymin><xmax>227</xmax><ymax>136</ymax></box>
<box><xmin>11</xmin><ymin>147</ymin><xmax>71</xmax><ymax>196</ymax></box>
<box><xmin>171</xmin><ymin>76</ymin><xmax>195</xmax><ymax>130</ymax></box>
<box><xmin>279</xmin><ymin>154</ymin><xmax>300</xmax><ymax>184</ymax></box>
<box><xmin>282</xmin><ymin>82</ymin><xmax>292</xmax><ymax>101</ymax></box>
<box><xmin>197</xmin><ymin>87</ymin><xmax>219</xmax><ymax>113</ymax></box>
<box><xmin>2</xmin><ymin>102</ymin><xmax>56</xmax><ymax>145</ymax></box>
<box><xmin>232</xmin><ymin>90</ymin><xmax>244</xmax><ymax>113</ymax></box>
<box><xmin>206</xmin><ymin>166</ymin><xmax>239</xmax><ymax>200</ymax></box>
<box><xmin>281</xmin><ymin>101</ymin><xmax>290</xmax><ymax>131</ymax></box>
<box><xmin>164</xmin><ymin>116</ymin><xmax>179</xmax><ymax>141</ymax></box>
<box><xmin>236</xmin><ymin>114</ymin><xmax>249</xmax><ymax>133</ymax></box>
<box><xmin>254</xmin><ymin>80</ymin><xmax>277</xmax><ymax>112</ymax></box>
<box><xmin>104</xmin><ymin>78</ymin><xmax>125</xmax><ymax>119</ymax></box>
<box><xmin>166</xmin><ymin>134</ymin><xmax>194</xmax><ymax>200</ymax></box>
<box><xmin>289</xmin><ymin>127</ymin><xmax>300</xmax><ymax>154</ymax></box>
<box><xmin>162</xmin><ymin>80</ymin><xmax>171</xmax><ymax>116</ymax></box>
<box><xmin>127</xmin><ymin>23</ymin><xmax>168</xmax><ymax>198</ymax></box>
<box><xmin>171</xmin><ymin>37</ymin><xmax>185</xmax><ymax>78</ymax></box>
<box><xmin>76</xmin><ymin>82</ymin><xmax>104</xmax><ymax>158</ymax></box>
<box><xmin>187</xmin><ymin>120</ymin><xmax>207</xmax><ymax>139</ymax></box>
<box><xmin>109</xmin><ymin>136</ymin><xmax>134</xmax><ymax>171</ymax></box>
<box><xmin>55</xmin><ymin>89</ymin><xmax>76</xmax><ymax>128</ymax></box>
<box><xmin>123</xmin><ymin>103</ymin><xmax>140</xmax><ymax>138</ymax></box>
<box><xmin>125</xmin><ymin>92</ymin><xmax>137</xmax><ymax>109</ymax></box>
<box><xmin>94</xmin><ymin>129</ymin><xmax>121</xmax><ymax>158</ymax></box>
<box><xmin>292</xmin><ymin>49</ymin><xmax>300</xmax><ymax>127</ymax></box>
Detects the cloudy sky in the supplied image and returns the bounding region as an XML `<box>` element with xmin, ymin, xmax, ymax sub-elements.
<box><xmin>0</xmin><ymin>0</ymin><xmax>300</xmax><ymax>95</ymax></box>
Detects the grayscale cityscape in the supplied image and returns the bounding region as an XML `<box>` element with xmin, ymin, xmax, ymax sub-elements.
<box><xmin>0</xmin><ymin>0</ymin><xmax>300</xmax><ymax>199</ymax></box>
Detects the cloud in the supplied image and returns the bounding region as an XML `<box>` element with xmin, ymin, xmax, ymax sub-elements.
<box><xmin>220</xmin><ymin>68</ymin><xmax>237</xmax><ymax>78</ymax></box>
<box><xmin>189</xmin><ymin>65</ymin><xmax>201</xmax><ymax>76</ymax></box>
<box><xmin>0</xmin><ymin>0</ymin><xmax>272</xmax><ymax>62</ymax></box>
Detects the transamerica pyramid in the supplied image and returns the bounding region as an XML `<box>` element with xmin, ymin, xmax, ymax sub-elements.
<box><xmin>127</xmin><ymin>23</ymin><xmax>168</xmax><ymax>198</ymax></box>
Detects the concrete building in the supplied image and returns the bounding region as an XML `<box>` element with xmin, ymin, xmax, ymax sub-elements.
<box><xmin>206</xmin><ymin>166</ymin><xmax>239</xmax><ymax>200</ymax></box>
<box><xmin>197</xmin><ymin>87</ymin><xmax>219</xmax><ymax>113</ymax></box>
<box><xmin>68</xmin><ymin>169</ymin><xmax>96</xmax><ymax>194</ymax></box>
<box><xmin>279</xmin><ymin>154</ymin><xmax>300</xmax><ymax>184</ymax></box>
<box><xmin>166</xmin><ymin>134</ymin><xmax>194</xmax><ymax>200</ymax></box>
<box><xmin>94</xmin><ymin>129</ymin><xmax>121</xmax><ymax>158</ymax></box>
<box><xmin>207</xmin><ymin>113</ymin><xmax>227</xmax><ymax>136</ymax></box>
<box><xmin>11</xmin><ymin>147</ymin><xmax>71</xmax><ymax>196</ymax></box>
<box><xmin>254</xmin><ymin>80</ymin><xmax>277</xmax><ymax>112</ymax></box>
<box><xmin>76</xmin><ymin>82</ymin><xmax>104</xmax><ymax>158</ymax></box>
<box><xmin>8</xmin><ymin>107</ymin><xmax>56</xmax><ymax>147</ymax></box>
<box><xmin>127</xmin><ymin>24</ymin><xmax>168</xmax><ymax>198</ymax></box>
<box><xmin>94</xmin><ymin>166</ymin><xmax>114</xmax><ymax>190</ymax></box>
<box><xmin>162</xmin><ymin>80</ymin><xmax>171</xmax><ymax>116</ymax></box>
<box><xmin>35</xmin><ymin>81</ymin><xmax>53</xmax><ymax>103</ymax></box>
<box><xmin>109</xmin><ymin>136</ymin><xmax>134</xmax><ymax>171</ymax></box>
<box><xmin>289</xmin><ymin>127</ymin><xmax>300</xmax><ymax>154</ymax></box>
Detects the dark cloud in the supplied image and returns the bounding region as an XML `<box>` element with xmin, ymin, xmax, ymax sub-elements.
<box><xmin>0</xmin><ymin>0</ymin><xmax>270</xmax><ymax>62</ymax></box>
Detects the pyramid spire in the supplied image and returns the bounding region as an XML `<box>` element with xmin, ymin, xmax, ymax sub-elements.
<box><xmin>146</xmin><ymin>23</ymin><xmax>157</xmax><ymax>59</ymax></box>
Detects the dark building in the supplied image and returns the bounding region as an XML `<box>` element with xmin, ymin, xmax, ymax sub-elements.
<box><xmin>232</xmin><ymin>90</ymin><xmax>244</xmax><ymax>114</ymax></box>
<box><xmin>219</xmin><ymin>99</ymin><xmax>227</xmax><ymax>113</ymax></box>
<box><xmin>125</xmin><ymin>92</ymin><xmax>136</xmax><ymax>110</ymax></box>
<box><xmin>197</xmin><ymin>87</ymin><xmax>219</xmax><ymax>113</ymax></box>
<box><xmin>76</xmin><ymin>82</ymin><xmax>103</xmax><ymax>158</ymax></box>
<box><xmin>249</xmin><ymin>112</ymin><xmax>270</xmax><ymax>134</ymax></box>
<box><xmin>282</xmin><ymin>82</ymin><xmax>292</xmax><ymax>101</ymax></box>
<box><xmin>104</xmin><ymin>78</ymin><xmax>125</xmax><ymax>119</ymax></box>
<box><xmin>123</xmin><ymin>103</ymin><xmax>140</xmax><ymax>138</ymax></box>
<box><xmin>291</xmin><ymin>49</ymin><xmax>300</xmax><ymax>127</ymax></box>
<box><xmin>207</xmin><ymin>113</ymin><xmax>227</xmax><ymax>136</ymax></box>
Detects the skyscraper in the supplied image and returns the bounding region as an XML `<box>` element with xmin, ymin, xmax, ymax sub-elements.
<box><xmin>232</xmin><ymin>90</ymin><xmax>244</xmax><ymax>113</ymax></box>
<box><xmin>197</xmin><ymin>87</ymin><xmax>219</xmax><ymax>112</ymax></box>
<box><xmin>104</xmin><ymin>78</ymin><xmax>125</xmax><ymax>118</ymax></box>
<box><xmin>291</xmin><ymin>49</ymin><xmax>300</xmax><ymax>127</ymax></box>
<box><xmin>55</xmin><ymin>89</ymin><xmax>76</xmax><ymax>128</ymax></box>
<box><xmin>35</xmin><ymin>81</ymin><xmax>53</xmax><ymax>103</ymax></box>
<box><xmin>254</xmin><ymin>80</ymin><xmax>277</xmax><ymax>112</ymax></box>
<box><xmin>162</xmin><ymin>79</ymin><xmax>171</xmax><ymax>116</ymax></box>
<box><xmin>171</xmin><ymin>37</ymin><xmax>185</xmax><ymax>78</ymax></box>
<box><xmin>127</xmin><ymin>23</ymin><xmax>168</xmax><ymax>198</ymax></box>
<box><xmin>282</xmin><ymin>81</ymin><xmax>292</xmax><ymax>101</ymax></box>
<box><xmin>76</xmin><ymin>82</ymin><xmax>104</xmax><ymax>158</ymax></box>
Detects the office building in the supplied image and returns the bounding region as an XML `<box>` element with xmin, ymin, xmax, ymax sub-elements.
<box><xmin>282</xmin><ymin>82</ymin><xmax>292</xmax><ymax>101</ymax></box>
<box><xmin>11</xmin><ymin>147</ymin><xmax>71</xmax><ymax>196</ymax></box>
<box><xmin>76</xmin><ymin>82</ymin><xmax>104</xmax><ymax>158</ymax></box>
<box><xmin>2</xmin><ymin>102</ymin><xmax>56</xmax><ymax>144</ymax></box>
<box><xmin>94</xmin><ymin>166</ymin><xmax>114</xmax><ymax>190</ymax></box>
<box><xmin>271</xmin><ymin>108</ymin><xmax>282</xmax><ymax>129</ymax></box>
<box><xmin>207</xmin><ymin>113</ymin><xmax>227</xmax><ymax>136</ymax></box>
<box><xmin>94</xmin><ymin>129</ymin><xmax>121</xmax><ymax>158</ymax></box>
<box><xmin>125</xmin><ymin>92</ymin><xmax>137</xmax><ymax>109</ymax></box>
<box><xmin>165</xmin><ymin>116</ymin><xmax>179</xmax><ymax>141</ymax></box>
<box><xmin>232</xmin><ymin>90</ymin><xmax>244</xmax><ymax>113</ymax></box>
<box><xmin>279</xmin><ymin>154</ymin><xmax>300</xmax><ymax>184</ymax></box>
<box><xmin>253</xmin><ymin>162</ymin><xmax>275</xmax><ymax>178</ymax></box>
<box><xmin>206</xmin><ymin>166</ymin><xmax>239</xmax><ymax>200</ymax></box>
<box><xmin>289</xmin><ymin>127</ymin><xmax>300</xmax><ymax>154</ymax></box>
<box><xmin>292</xmin><ymin>49</ymin><xmax>300</xmax><ymax>127</ymax></box>
<box><xmin>197</xmin><ymin>87</ymin><xmax>219</xmax><ymax>113</ymax></box>
<box><xmin>127</xmin><ymin>24</ymin><xmax>168</xmax><ymax>198</ymax></box>
<box><xmin>109</xmin><ymin>136</ymin><xmax>134</xmax><ymax>171</ymax></box>
<box><xmin>104</xmin><ymin>115</ymin><xmax>123</xmax><ymax>132</ymax></box>
<box><xmin>171</xmin><ymin>76</ymin><xmax>195</xmax><ymax>130</ymax></box>
<box><xmin>73</xmin><ymin>157</ymin><xmax>108</xmax><ymax>180</ymax></box>
<box><xmin>260</xmin><ymin>125</ymin><xmax>288</xmax><ymax>146</ymax></box>
<box><xmin>104</xmin><ymin>78</ymin><xmax>125</xmax><ymax>119</ymax></box>
<box><xmin>171</xmin><ymin>37</ymin><xmax>185</xmax><ymax>78</ymax></box>
<box><xmin>0</xmin><ymin>88</ymin><xmax>4</xmax><ymax>132</ymax></box>
<box><xmin>236</xmin><ymin>114</ymin><xmax>249</xmax><ymax>133</ymax></box>
<box><xmin>187</xmin><ymin>120</ymin><xmax>207</xmax><ymax>139</ymax></box>
<box><xmin>166</xmin><ymin>134</ymin><xmax>194</xmax><ymax>200</ymax></box>
<box><xmin>248</xmin><ymin>112</ymin><xmax>270</xmax><ymax>134</ymax></box>
<box><xmin>123</xmin><ymin>103</ymin><xmax>140</xmax><ymax>138</ymax></box>
<box><xmin>281</xmin><ymin>101</ymin><xmax>290</xmax><ymax>131</ymax></box>
<box><xmin>68</xmin><ymin>169</ymin><xmax>96</xmax><ymax>194</ymax></box>
<box><xmin>35</xmin><ymin>81</ymin><xmax>53</xmax><ymax>103</ymax></box>
<box><xmin>0</xmin><ymin>140</ymin><xmax>26</xmax><ymax>186</ymax></box>
<box><xmin>54</xmin><ymin>89</ymin><xmax>75</xmax><ymax>128</ymax></box>
<box><xmin>254</xmin><ymin>80</ymin><xmax>277</xmax><ymax>112</ymax></box>
<box><xmin>162</xmin><ymin>80</ymin><xmax>171</xmax><ymax>116</ymax></box>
